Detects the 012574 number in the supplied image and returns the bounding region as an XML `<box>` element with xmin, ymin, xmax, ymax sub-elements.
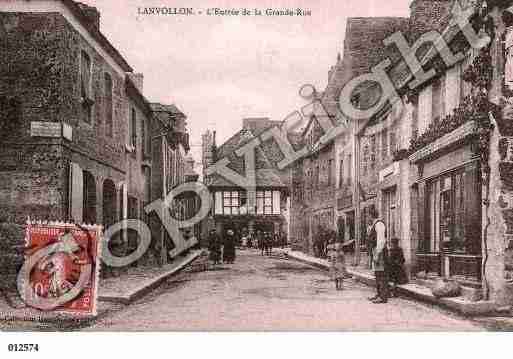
<box><xmin>7</xmin><ymin>344</ymin><xmax>39</xmax><ymax>352</ymax></box>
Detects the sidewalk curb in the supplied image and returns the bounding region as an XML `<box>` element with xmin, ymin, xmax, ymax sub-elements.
<box><xmin>99</xmin><ymin>250</ymin><xmax>202</xmax><ymax>305</ymax></box>
<box><xmin>283</xmin><ymin>250</ymin><xmax>498</xmax><ymax>317</ymax></box>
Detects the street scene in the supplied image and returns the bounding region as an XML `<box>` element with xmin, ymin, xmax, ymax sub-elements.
<box><xmin>3</xmin><ymin>0</ymin><xmax>513</xmax><ymax>336</ymax></box>
<box><xmin>88</xmin><ymin>250</ymin><xmax>483</xmax><ymax>331</ymax></box>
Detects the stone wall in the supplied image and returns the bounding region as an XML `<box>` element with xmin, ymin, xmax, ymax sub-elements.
<box><xmin>0</xmin><ymin>12</ymin><xmax>130</xmax><ymax>225</ymax></box>
<box><xmin>0</xmin><ymin>223</ymin><xmax>25</xmax><ymax>293</ymax></box>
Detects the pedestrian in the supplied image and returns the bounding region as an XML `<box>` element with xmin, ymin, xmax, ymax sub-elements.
<box><xmin>366</xmin><ymin>216</ymin><xmax>376</xmax><ymax>270</ymax></box>
<box><xmin>388</xmin><ymin>237</ymin><xmax>407</xmax><ymax>296</ymax></box>
<box><xmin>223</xmin><ymin>229</ymin><xmax>236</xmax><ymax>264</ymax></box>
<box><xmin>266</xmin><ymin>232</ymin><xmax>273</xmax><ymax>256</ymax></box>
<box><xmin>208</xmin><ymin>229</ymin><xmax>222</xmax><ymax>267</ymax></box>
<box><xmin>327</xmin><ymin>236</ymin><xmax>346</xmax><ymax>291</ymax></box>
<box><xmin>367</xmin><ymin>209</ymin><xmax>389</xmax><ymax>304</ymax></box>
<box><xmin>257</xmin><ymin>230</ymin><xmax>265</xmax><ymax>255</ymax></box>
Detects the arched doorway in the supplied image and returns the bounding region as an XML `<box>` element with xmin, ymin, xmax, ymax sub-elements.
<box><xmin>83</xmin><ymin>171</ymin><xmax>97</xmax><ymax>224</ymax></box>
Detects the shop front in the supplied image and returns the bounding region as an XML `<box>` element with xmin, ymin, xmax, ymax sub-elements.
<box><xmin>410</xmin><ymin>123</ymin><xmax>483</xmax><ymax>286</ymax></box>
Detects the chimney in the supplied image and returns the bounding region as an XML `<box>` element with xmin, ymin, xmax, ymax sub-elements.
<box><xmin>128</xmin><ymin>73</ymin><xmax>144</xmax><ymax>94</ymax></box>
<box><xmin>76</xmin><ymin>2</ymin><xmax>101</xmax><ymax>30</ymax></box>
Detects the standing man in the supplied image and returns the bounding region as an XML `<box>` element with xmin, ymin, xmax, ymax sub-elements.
<box><xmin>367</xmin><ymin>208</ymin><xmax>389</xmax><ymax>304</ymax></box>
<box><xmin>208</xmin><ymin>229</ymin><xmax>222</xmax><ymax>267</ymax></box>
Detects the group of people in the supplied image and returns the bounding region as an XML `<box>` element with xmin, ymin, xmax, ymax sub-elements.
<box><xmin>366</xmin><ymin>209</ymin><xmax>408</xmax><ymax>304</ymax></box>
<box><xmin>313</xmin><ymin>227</ymin><xmax>338</xmax><ymax>259</ymax></box>
<box><xmin>207</xmin><ymin>229</ymin><xmax>237</xmax><ymax>266</ymax></box>
<box><xmin>314</xmin><ymin>210</ymin><xmax>407</xmax><ymax>299</ymax></box>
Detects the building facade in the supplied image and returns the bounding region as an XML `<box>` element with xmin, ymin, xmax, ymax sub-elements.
<box><xmin>0</xmin><ymin>1</ymin><xmax>193</xmax><ymax>280</ymax></box>
<box><xmin>288</xmin><ymin>0</ymin><xmax>513</xmax><ymax>306</ymax></box>
<box><xmin>202</xmin><ymin>118</ymin><xmax>289</xmax><ymax>239</ymax></box>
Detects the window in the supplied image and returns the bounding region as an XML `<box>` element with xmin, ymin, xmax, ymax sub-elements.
<box><xmin>223</xmin><ymin>191</ymin><xmax>240</xmax><ymax>215</ymax></box>
<box><xmin>80</xmin><ymin>50</ymin><xmax>93</xmax><ymax>123</ymax></box>
<box><xmin>370</xmin><ymin>135</ymin><xmax>376</xmax><ymax>170</ymax></box>
<box><xmin>339</xmin><ymin>159</ymin><xmax>344</xmax><ymax>188</ymax></box>
<box><xmin>80</xmin><ymin>51</ymin><xmax>91</xmax><ymax>100</ymax></box>
<box><xmin>362</xmin><ymin>144</ymin><xmax>369</xmax><ymax>176</ymax></box>
<box><xmin>256</xmin><ymin>190</ymin><xmax>280</xmax><ymax>215</ymax></box>
<box><xmin>432</xmin><ymin>76</ymin><xmax>445</xmax><ymax>121</ymax></box>
<box><xmin>347</xmin><ymin>153</ymin><xmax>352</xmax><ymax>184</ymax></box>
<box><xmin>461</xmin><ymin>54</ymin><xmax>474</xmax><ymax>99</ymax></box>
<box><xmin>410</xmin><ymin>94</ymin><xmax>419</xmax><ymax>138</ymax></box>
<box><xmin>315</xmin><ymin>165</ymin><xmax>320</xmax><ymax>189</ymax></box>
<box><xmin>424</xmin><ymin>165</ymin><xmax>481</xmax><ymax>254</ymax></box>
<box><xmin>381</xmin><ymin>129</ymin><xmax>388</xmax><ymax>161</ymax></box>
<box><xmin>389</xmin><ymin>131</ymin><xmax>397</xmax><ymax>156</ymax></box>
<box><xmin>104</xmin><ymin>73</ymin><xmax>113</xmax><ymax>137</ymax></box>
<box><xmin>445</xmin><ymin>64</ymin><xmax>461</xmax><ymax>114</ymax></box>
<box><xmin>264</xmin><ymin>191</ymin><xmax>272</xmax><ymax>215</ymax></box>
<box><xmin>418</xmin><ymin>85</ymin><xmax>432</xmax><ymax>135</ymax></box>
<box><xmin>130</xmin><ymin>108</ymin><xmax>137</xmax><ymax>148</ymax></box>
<box><xmin>142</xmin><ymin>119</ymin><xmax>150</xmax><ymax>157</ymax></box>
<box><xmin>384</xmin><ymin>188</ymin><xmax>397</xmax><ymax>240</ymax></box>
<box><xmin>328</xmin><ymin>159</ymin><xmax>333</xmax><ymax>187</ymax></box>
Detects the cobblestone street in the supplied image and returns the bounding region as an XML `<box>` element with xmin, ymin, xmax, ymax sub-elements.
<box><xmin>86</xmin><ymin>250</ymin><xmax>484</xmax><ymax>331</ymax></box>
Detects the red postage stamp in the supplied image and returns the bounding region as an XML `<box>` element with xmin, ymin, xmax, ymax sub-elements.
<box><xmin>21</xmin><ymin>221</ymin><xmax>102</xmax><ymax>316</ymax></box>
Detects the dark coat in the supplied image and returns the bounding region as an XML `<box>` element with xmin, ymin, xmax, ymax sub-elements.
<box><xmin>223</xmin><ymin>234</ymin><xmax>236</xmax><ymax>262</ymax></box>
<box><xmin>208</xmin><ymin>233</ymin><xmax>221</xmax><ymax>262</ymax></box>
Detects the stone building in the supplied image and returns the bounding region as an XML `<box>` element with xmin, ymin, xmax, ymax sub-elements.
<box><xmin>0</xmin><ymin>1</ymin><xmax>193</xmax><ymax>280</ymax></box>
<box><xmin>288</xmin><ymin>0</ymin><xmax>513</xmax><ymax>307</ymax></box>
<box><xmin>202</xmin><ymin>118</ymin><xmax>290</xmax><ymax>239</ymax></box>
<box><xmin>148</xmin><ymin>102</ymin><xmax>192</xmax><ymax>263</ymax></box>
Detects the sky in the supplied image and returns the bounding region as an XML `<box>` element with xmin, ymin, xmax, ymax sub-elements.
<box><xmin>86</xmin><ymin>0</ymin><xmax>411</xmax><ymax>172</ymax></box>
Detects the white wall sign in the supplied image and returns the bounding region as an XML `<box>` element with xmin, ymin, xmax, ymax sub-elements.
<box><xmin>379</xmin><ymin>162</ymin><xmax>399</xmax><ymax>183</ymax></box>
<box><xmin>30</xmin><ymin>121</ymin><xmax>62</xmax><ymax>138</ymax></box>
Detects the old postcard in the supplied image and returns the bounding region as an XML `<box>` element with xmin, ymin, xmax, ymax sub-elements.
<box><xmin>2</xmin><ymin>0</ymin><xmax>513</xmax><ymax>350</ymax></box>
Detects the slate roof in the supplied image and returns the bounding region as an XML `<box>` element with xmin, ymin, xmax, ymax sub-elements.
<box><xmin>208</xmin><ymin>119</ymin><xmax>289</xmax><ymax>189</ymax></box>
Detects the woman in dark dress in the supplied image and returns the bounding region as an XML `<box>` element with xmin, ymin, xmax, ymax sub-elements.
<box><xmin>208</xmin><ymin>229</ymin><xmax>222</xmax><ymax>266</ymax></box>
<box><xmin>223</xmin><ymin>229</ymin><xmax>236</xmax><ymax>264</ymax></box>
<box><xmin>389</xmin><ymin>237</ymin><xmax>408</xmax><ymax>296</ymax></box>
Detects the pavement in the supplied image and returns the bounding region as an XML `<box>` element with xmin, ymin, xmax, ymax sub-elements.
<box><xmin>99</xmin><ymin>249</ymin><xmax>203</xmax><ymax>304</ymax></box>
<box><xmin>85</xmin><ymin>249</ymin><xmax>487</xmax><ymax>331</ymax></box>
<box><xmin>280</xmin><ymin>249</ymin><xmax>498</xmax><ymax>316</ymax></box>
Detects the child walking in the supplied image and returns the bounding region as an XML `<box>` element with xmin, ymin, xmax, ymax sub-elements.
<box><xmin>327</xmin><ymin>237</ymin><xmax>346</xmax><ymax>291</ymax></box>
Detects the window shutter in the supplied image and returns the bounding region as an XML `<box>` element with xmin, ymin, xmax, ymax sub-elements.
<box><xmin>418</xmin><ymin>85</ymin><xmax>432</xmax><ymax>134</ymax></box>
<box><xmin>272</xmin><ymin>191</ymin><xmax>280</xmax><ymax>214</ymax></box>
<box><xmin>215</xmin><ymin>192</ymin><xmax>222</xmax><ymax>214</ymax></box>
<box><xmin>464</xmin><ymin>162</ymin><xmax>482</xmax><ymax>254</ymax></box>
<box><xmin>445</xmin><ymin>65</ymin><xmax>461</xmax><ymax>114</ymax></box>
<box><xmin>69</xmin><ymin>162</ymin><xmax>84</xmax><ymax>223</ymax></box>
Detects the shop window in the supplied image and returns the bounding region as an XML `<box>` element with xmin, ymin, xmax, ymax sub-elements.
<box><xmin>424</xmin><ymin>166</ymin><xmax>481</xmax><ymax>254</ymax></box>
